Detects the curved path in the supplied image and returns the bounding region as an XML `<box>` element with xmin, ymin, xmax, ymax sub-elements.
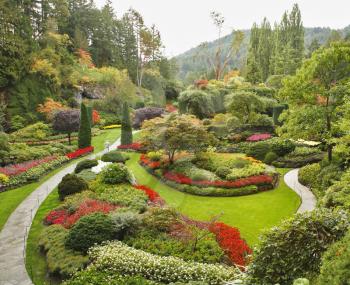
<box><xmin>0</xmin><ymin>138</ymin><xmax>121</xmax><ymax>285</ymax></box>
<box><xmin>284</xmin><ymin>168</ymin><xmax>316</xmax><ymax>213</ymax></box>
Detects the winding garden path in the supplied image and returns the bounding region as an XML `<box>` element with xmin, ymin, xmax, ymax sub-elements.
<box><xmin>0</xmin><ymin>138</ymin><xmax>121</xmax><ymax>285</ymax></box>
<box><xmin>284</xmin><ymin>168</ymin><xmax>316</xmax><ymax>213</ymax></box>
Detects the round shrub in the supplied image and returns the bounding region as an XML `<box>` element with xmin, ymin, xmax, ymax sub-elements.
<box><xmin>247</xmin><ymin>209</ymin><xmax>349</xmax><ymax>285</ymax></box>
<box><xmin>76</xmin><ymin>169</ymin><xmax>97</xmax><ymax>182</ymax></box>
<box><xmin>317</xmin><ymin>230</ymin><xmax>350</xmax><ymax>285</ymax></box>
<box><xmin>101</xmin><ymin>151</ymin><xmax>129</xmax><ymax>163</ymax></box>
<box><xmin>270</xmin><ymin>138</ymin><xmax>295</xmax><ymax>156</ymax></box>
<box><xmin>298</xmin><ymin>163</ymin><xmax>321</xmax><ymax>187</ymax></box>
<box><xmin>58</xmin><ymin>174</ymin><xmax>88</xmax><ymax>201</ymax></box>
<box><xmin>100</xmin><ymin>164</ymin><xmax>130</xmax><ymax>184</ymax></box>
<box><xmin>263</xmin><ymin>152</ymin><xmax>278</xmax><ymax>164</ymax></box>
<box><xmin>147</xmin><ymin>151</ymin><xmax>163</xmax><ymax>162</ymax></box>
<box><xmin>110</xmin><ymin>211</ymin><xmax>141</xmax><ymax>239</ymax></box>
<box><xmin>74</xmin><ymin>159</ymin><xmax>98</xmax><ymax>174</ymax></box>
<box><xmin>246</xmin><ymin>141</ymin><xmax>271</xmax><ymax>161</ymax></box>
<box><xmin>215</xmin><ymin>166</ymin><xmax>231</xmax><ymax>179</ymax></box>
<box><xmin>65</xmin><ymin>213</ymin><xmax>116</xmax><ymax>253</ymax></box>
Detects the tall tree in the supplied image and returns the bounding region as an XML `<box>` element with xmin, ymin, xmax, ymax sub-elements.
<box><xmin>78</xmin><ymin>103</ymin><xmax>91</xmax><ymax>148</ymax></box>
<box><xmin>121</xmin><ymin>101</ymin><xmax>133</xmax><ymax>145</ymax></box>
<box><xmin>279</xmin><ymin>42</ymin><xmax>350</xmax><ymax>161</ymax></box>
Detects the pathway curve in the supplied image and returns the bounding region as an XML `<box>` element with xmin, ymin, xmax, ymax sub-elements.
<box><xmin>0</xmin><ymin>137</ymin><xmax>121</xmax><ymax>285</ymax></box>
<box><xmin>284</xmin><ymin>168</ymin><xmax>316</xmax><ymax>213</ymax></box>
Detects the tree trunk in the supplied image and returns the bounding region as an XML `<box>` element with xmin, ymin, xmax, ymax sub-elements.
<box><xmin>68</xmin><ymin>133</ymin><xmax>71</xmax><ymax>145</ymax></box>
<box><xmin>327</xmin><ymin>144</ymin><xmax>333</xmax><ymax>162</ymax></box>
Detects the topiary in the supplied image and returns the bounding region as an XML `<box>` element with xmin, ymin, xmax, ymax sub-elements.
<box><xmin>215</xmin><ymin>166</ymin><xmax>231</xmax><ymax>179</ymax></box>
<box><xmin>78</xmin><ymin>103</ymin><xmax>92</xmax><ymax>149</ymax></box>
<box><xmin>74</xmin><ymin>159</ymin><xmax>98</xmax><ymax>174</ymax></box>
<box><xmin>317</xmin><ymin>230</ymin><xmax>350</xmax><ymax>285</ymax></box>
<box><xmin>247</xmin><ymin>209</ymin><xmax>349</xmax><ymax>285</ymax></box>
<box><xmin>101</xmin><ymin>151</ymin><xmax>129</xmax><ymax>163</ymax></box>
<box><xmin>100</xmin><ymin>163</ymin><xmax>130</xmax><ymax>184</ymax></box>
<box><xmin>65</xmin><ymin>213</ymin><xmax>116</xmax><ymax>253</ymax></box>
<box><xmin>264</xmin><ymin>152</ymin><xmax>278</xmax><ymax>164</ymax></box>
<box><xmin>121</xmin><ymin>102</ymin><xmax>133</xmax><ymax>145</ymax></box>
<box><xmin>58</xmin><ymin>174</ymin><xmax>88</xmax><ymax>201</ymax></box>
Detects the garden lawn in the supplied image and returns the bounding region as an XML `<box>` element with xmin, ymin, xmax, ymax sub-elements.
<box><xmin>126</xmin><ymin>153</ymin><xmax>300</xmax><ymax>245</ymax></box>
<box><xmin>0</xmin><ymin>128</ymin><xmax>120</xmax><ymax>232</ymax></box>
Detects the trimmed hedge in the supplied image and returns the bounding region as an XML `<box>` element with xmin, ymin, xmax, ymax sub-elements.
<box><xmin>74</xmin><ymin>159</ymin><xmax>98</xmax><ymax>174</ymax></box>
<box><xmin>101</xmin><ymin>151</ymin><xmax>129</xmax><ymax>163</ymax></box>
<box><xmin>58</xmin><ymin>174</ymin><xmax>88</xmax><ymax>201</ymax></box>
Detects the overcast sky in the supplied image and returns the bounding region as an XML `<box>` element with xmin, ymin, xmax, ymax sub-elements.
<box><xmin>95</xmin><ymin>0</ymin><xmax>350</xmax><ymax>57</ymax></box>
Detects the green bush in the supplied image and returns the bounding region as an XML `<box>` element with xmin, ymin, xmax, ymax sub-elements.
<box><xmin>248</xmin><ymin>209</ymin><xmax>349</xmax><ymax>285</ymax></box>
<box><xmin>317</xmin><ymin>230</ymin><xmax>350</xmax><ymax>285</ymax></box>
<box><xmin>10</xmin><ymin>122</ymin><xmax>50</xmax><ymax>141</ymax></box>
<box><xmin>78</xmin><ymin>103</ymin><xmax>92</xmax><ymax>149</ymax></box>
<box><xmin>100</xmin><ymin>163</ymin><xmax>130</xmax><ymax>184</ymax></box>
<box><xmin>147</xmin><ymin>151</ymin><xmax>163</xmax><ymax>162</ymax></box>
<box><xmin>215</xmin><ymin>166</ymin><xmax>231</xmax><ymax>179</ymax></box>
<box><xmin>270</xmin><ymin>138</ymin><xmax>295</xmax><ymax>156</ymax></box>
<box><xmin>246</xmin><ymin>141</ymin><xmax>271</xmax><ymax>160</ymax></box>
<box><xmin>298</xmin><ymin>163</ymin><xmax>321</xmax><ymax>187</ymax></box>
<box><xmin>110</xmin><ymin>211</ymin><xmax>141</xmax><ymax>239</ymax></box>
<box><xmin>142</xmin><ymin>207</ymin><xmax>180</xmax><ymax>232</ymax></box>
<box><xmin>121</xmin><ymin>102</ymin><xmax>133</xmax><ymax>145</ymax></box>
<box><xmin>65</xmin><ymin>213</ymin><xmax>116</xmax><ymax>253</ymax></box>
<box><xmin>39</xmin><ymin>225</ymin><xmax>89</xmax><ymax>278</ymax></box>
<box><xmin>101</xmin><ymin>151</ymin><xmax>129</xmax><ymax>163</ymax></box>
<box><xmin>76</xmin><ymin>169</ymin><xmax>97</xmax><ymax>182</ymax></box>
<box><xmin>74</xmin><ymin>159</ymin><xmax>98</xmax><ymax>173</ymax></box>
<box><xmin>58</xmin><ymin>174</ymin><xmax>88</xmax><ymax>201</ymax></box>
<box><xmin>264</xmin><ymin>152</ymin><xmax>278</xmax><ymax>164</ymax></box>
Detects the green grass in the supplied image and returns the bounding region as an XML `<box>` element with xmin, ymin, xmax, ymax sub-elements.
<box><xmin>126</xmin><ymin>153</ymin><xmax>300</xmax><ymax>245</ymax></box>
<box><xmin>0</xmin><ymin>128</ymin><xmax>120</xmax><ymax>232</ymax></box>
<box><xmin>26</xmin><ymin>189</ymin><xmax>61</xmax><ymax>285</ymax></box>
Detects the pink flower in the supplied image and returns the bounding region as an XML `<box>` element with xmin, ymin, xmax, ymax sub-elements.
<box><xmin>246</xmin><ymin>133</ymin><xmax>272</xmax><ymax>142</ymax></box>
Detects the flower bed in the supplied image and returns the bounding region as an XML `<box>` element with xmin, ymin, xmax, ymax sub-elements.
<box><xmin>133</xmin><ymin>185</ymin><xmax>164</xmax><ymax>205</ymax></box>
<box><xmin>85</xmin><ymin>241</ymin><xmax>240</xmax><ymax>284</ymax></box>
<box><xmin>117</xmin><ymin>142</ymin><xmax>142</xmax><ymax>151</ymax></box>
<box><xmin>140</xmin><ymin>154</ymin><xmax>161</xmax><ymax>169</ymax></box>
<box><xmin>44</xmin><ymin>199</ymin><xmax>118</xmax><ymax>228</ymax></box>
<box><xmin>210</xmin><ymin>222</ymin><xmax>252</xmax><ymax>268</ymax></box>
<box><xmin>0</xmin><ymin>155</ymin><xmax>58</xmax><ymax>176</ymax></box>
<box><xmin>163</xmin><ymin>171</ymin><xmax>274</xmax><ymax>189</ymax></box>
<box><xmin>103</xmin><ymin>124</ymin><xmax>121</xmax><ymax>130</ymax></box>
<box><xmin>66</xmin><ymin>146</ymin><xmax>94</xmax><ymax>159</ymax></box>
<box><xmin>246</xmin><ymin>133</ymin><xmax>272</xmax><ymax>142</ymax></box>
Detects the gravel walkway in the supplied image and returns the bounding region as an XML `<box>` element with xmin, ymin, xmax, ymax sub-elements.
<box><xmin>0</xmin><ymin>138</ymin><xmax>121</xmax><ymax>285</ymax></box>
<box><xmin>284</xmin><ymin>168</ymin><xmax>316</xmax><ymax>213</ymax></box>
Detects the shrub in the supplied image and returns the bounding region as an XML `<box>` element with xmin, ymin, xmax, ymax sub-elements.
<box><xmin>245</xmin><ymin>141</ymin><xmax>271</xmax><ymax>161</ymax></box>
<box><xmin>142</xmin><ymin>207</ymin><xmax>180</xmax><ymax>232</ymax></box>
<box><xmin>298</xmin><ymin>163</ymin><xmax>321</xmax><ymax>187</ymax></box>
<box><xmin>78</xmin><ymin>103</ymin><xmax>92</xmax><ymax>149</ymax></box>
<box><xmin>100</xmin><ymin>163</ymin><xmax>130</xmax><ymax>184</ymax></box>
<box><xmin>65</xmin><ymin>213</ymin><xmax>116</xmax><ymax>253</ymax></box>
<box><xmin>270</xmin><ymin>138</ymin><xmax>295</xmax><ymax>156</ymax></box>
<box><xmin>147</xmin><ymin>151</ymin><xmax>163</xmax><ymax>162</ymax></box>
<box><xmin>110</xmin><ymin>211</ymin><xmax>141</xmax><ymax>239</ymax></box>
<box><xmin>215</xmin><ymin>166</ymin><xmax>231</xmax><ymax>179</ymax></box>
<box><xmin>0</xmin><ymin>173</ymin><xmax>9</xmax><ymax>185</ymax></box>
<box><xmin>263</xmin><ymin>152</ymin><xmax>278</xmax><ymax>164</ymax></box>
<box><xmin>133</xmin><ymin>107</ymin><xmax>165</xmax><ymax>129</ymax></box>
<box><xmin>121</xmin><ymin>102</ymin><xmax>133</xmax><ymax>145</ymax></box>
<box><xmin>74</xmin><ymin>159</ymin><xmax>98</xmax><ymax>174</ymax></box>
<box><xmin>76</xmin><ymin>169</ymin><xmax>97</xmax><ymax>182</ymax></box>
<box><xmin>83</xmin><ymin>241</ymin><xmax>240</xmax><ymax>284</ymax></box>
<box><xmin>58</xmin><ymin>174</ymin><xmax>88</xmax><ymax>201</ymax></box>
<box><xmin>10</xmin><ymin>122</ymin><xmax>50</xmax><ymax>141</ymax></box>
<box><xmin>246</xmin><ymin>133</ymin><xmax>271</xmax><ymax>142</ymax></box>
<box><xmin>248</xmin><ymin>209</ymin><xmax>349</xmax><ymax>285</ymax></box>
<box><xmin>101</xmin><ymin>151</ymin><xmax>129</xmax><ymax>163</ymax></box>
<box><xmin>39</xmin><ymin>225</ymin><xmax>89</xmax><ymax>278</ymax></box>
<box><xmin>317</xmin><ymin>230</ymin><xmax>350</xmax><ymax>285</ymax></box>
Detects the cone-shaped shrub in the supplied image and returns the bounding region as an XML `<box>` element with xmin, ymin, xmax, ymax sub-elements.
<box><xmin>121</xmin><ymin>102</ymin><xmax>133</xmax><ymax>145</ymax></box>
<box><xmin>86</xmin><ymin>106</ymin><xmax>93</xmax><ymax>125</ymax></box>
<box><xmin>78</xmin><ymin>103</ymin><xmax>91</xmax><ymax>148</ymax></box>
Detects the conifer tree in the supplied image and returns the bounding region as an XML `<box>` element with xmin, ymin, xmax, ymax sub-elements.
<box><xmin>78</xmin><ymin>103</ymin><xmax>91</xmax><ymax>148</ymax></box>
<box><xmin>121</xmin><ymin>102</ymin><xmax>133</xmax><ymax>145</ymax></box>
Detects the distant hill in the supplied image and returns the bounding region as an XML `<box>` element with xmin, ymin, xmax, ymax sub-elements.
<box><xmin>174</xmin><ymin>26</ymin><xmax>350</xmax><ymax>82</ymax></box>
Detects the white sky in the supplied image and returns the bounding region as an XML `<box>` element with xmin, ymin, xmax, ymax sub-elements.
<box><xmin>95</xmin><ymin>0</ymin><xmax>350</xmax><ymax>57</ymax></box>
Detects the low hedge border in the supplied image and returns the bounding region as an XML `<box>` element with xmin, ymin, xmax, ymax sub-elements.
<box><xmin>139</xmin><ymin>162</ymin><xmax>278</xmax><ymax>197</ymax></box>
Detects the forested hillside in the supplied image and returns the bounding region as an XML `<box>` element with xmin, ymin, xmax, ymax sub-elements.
<box><xmin>0</xmin><ymin>0</ymin><xmax>180</xmax><ymax>131</ymax></box>
<box><xmin>175</xmin><ymin>24</ymin><xmax>350</xmax><ymax>83</ymax></box>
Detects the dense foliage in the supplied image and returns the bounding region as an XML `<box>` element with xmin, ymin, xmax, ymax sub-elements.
<box><xmin>58</xmin><ymin>174</ymin><xmax>88</xmax><ymax>201</ymax></box>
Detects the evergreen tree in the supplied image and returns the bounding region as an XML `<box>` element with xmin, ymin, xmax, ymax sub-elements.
<box><xmin>257</xmin><ymin>18</ymin><xmax>273</xmax><ymax>81</ymax></box>
<box><xmin>308</xmin><ymin>38</ymin><xmax>321</xmax><ymax>57</ymax></box>
<box><xmin>78</xmin><ymin>103</ymin><xmax>91</xmax><ymax>148</ymax></box>
<box><xmin>121</xmin><ymin>102</ymin><xmax>133</xmax><ymax>145</ymax></box>
<box><xmin>246</xmin><ymin>23</ymin><xmax>261</xmax><ymax>83</ymax></box>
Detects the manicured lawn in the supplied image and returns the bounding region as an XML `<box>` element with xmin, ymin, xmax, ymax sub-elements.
<box><xmin>0</xmin><ymin>128</ymin><xmax>120</xmax><ymax>232</ymax></box>
<box><xmin>126</xmin><ymin>152</ymin><xmax>300</xmax><ymax>245</ymax></box>
<box><xmin>26</xmin><ymin>189</ymin><xmax>61</xmax><ymax>285</ymax></box>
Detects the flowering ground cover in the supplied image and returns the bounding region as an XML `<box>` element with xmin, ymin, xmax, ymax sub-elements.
<box><xmin>117</xmin><ymin>142</ymin><xmax>142</xmax><ymax>151</ymax></box>
<box><xmin>246</xmin><ymin>133</ymin><xmax>272</xmax><ymax>142</ymax></box>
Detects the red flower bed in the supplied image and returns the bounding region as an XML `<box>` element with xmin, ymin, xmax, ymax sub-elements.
<box><xmin>44</xmin><ymin>199</ymin><xmax>117</xmax><ymax>228</ymax></box>
<box><xmin>246</xmin><ymin>133</ymin><xmax>272</xmax><ymax>142</ymax></box>
<box><xmin>66</xmin><ymin>146</ymin><xmax>94</xmax><ymax>159</ymax></box>
<box><xmin>133</xmin><ymin>185</ymin><xmax>164</xmax><ymax>205</ymax></box>
<box><xmin>165</xmin><ymin>104</ymin><xmax>177</xmax><ymax>113</ymax></box>
<box><xmin>163</xmin><ymin>171</ymin><xmax>273</xmax><ymax>189</ymax></box>
<box><xmin>0</xmin><ymin>156</ymin><xmax>57</xmax><ymax>176</ymax></box>
<box><xmin>44</xmin><ymin>209</ymin><xmax>69</xmax><ymax>225</ymax></box>
<box><xmin>209</xmin><ymin>222</ymin><xmax>252</xmax><ymax>267</ymax></box>
<box><xmin>140</xmin><ymin>154</ymin><xmax>161</xmax><ymax>169</ymax></box>
<box><xmin>117</xmin><ymin>142</ymin><xmax>142</xmax><ymax>151</ymax></box>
